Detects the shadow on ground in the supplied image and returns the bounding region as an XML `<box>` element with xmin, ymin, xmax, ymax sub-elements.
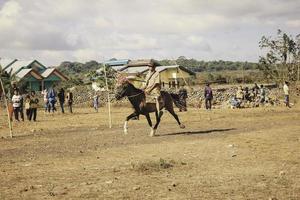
<box><xmin>159</xmin><ymin>128</ymin><xmax>236</xmax><ymax>137</ymax></box>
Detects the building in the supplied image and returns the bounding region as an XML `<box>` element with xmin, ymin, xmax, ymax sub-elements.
<box><xmin>115</xmin><ymin>59</ymin><xmax>195</xmax><ymax>88</ymax></box>
<box><xmin>1</xmin><ymin>59</ymin><xmax>68</xmax><ymax>91</ymax></box>
<box><xmin>103</xmin><ymin>59</ymin><xmax>131</xmax><ymax>71</ymax></box>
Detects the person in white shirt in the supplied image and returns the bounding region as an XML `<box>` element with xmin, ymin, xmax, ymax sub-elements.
<box><xmin>283</xmin><ymin>81</ymin><xmax>291</xmax><ymax>108</ymax></box>
<box><xmin>11</xmin><ymin>90</ymin><xmax>22</xmax><ymax>121</ymax></box>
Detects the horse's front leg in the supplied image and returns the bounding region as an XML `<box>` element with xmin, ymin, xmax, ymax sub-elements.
<box><xmin>145</xmin><ymin>113</ymin><xmax>155</xmax><ymax>137</ymax></box>
<box><xmin>124</xmin><ymin>112</ymin><xmax>139</xmax><ymax>135</ymax></box>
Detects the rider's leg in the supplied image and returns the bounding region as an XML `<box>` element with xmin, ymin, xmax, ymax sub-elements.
<box><xmin>155</xmin><ymin>97</ymin><xmax>160</xmax><ymax>111</ymax></box>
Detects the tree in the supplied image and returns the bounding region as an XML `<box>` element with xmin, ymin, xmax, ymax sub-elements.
<box><xmin>259</xmin><ymin>29</ymin><xmax>300</xmax><ymax>82</ymax></box>
<box><xmin>87</xmin><ymin>64</ymin><xmax>117</xmax><ymax>89</ymax></box>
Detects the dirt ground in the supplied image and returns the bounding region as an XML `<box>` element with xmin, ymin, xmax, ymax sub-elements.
<box><xmin>0</xmin><ymin>102</ymin><xmax>299</xmax><ymax>199</ymax></box>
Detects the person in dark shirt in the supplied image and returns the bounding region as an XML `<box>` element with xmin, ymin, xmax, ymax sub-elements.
<box><xmin>178</xmin><ymin>85</ymin><xmax>188</xmax><ymax>112</ymax></box>
<box><xmin>244</xmin><ymin>87</ymin><xmax>251</xmax><ymax>102</ymax></box>
<box><xmin>58</xmin><ymin>88</ymin><xmax>65</xmax><ymax>113</ymax></box>
<box><xmin>29</xmin><ymin>91</ymin><xmax>39</xmax><ymax>121</ymax></box>
<box><xmin>204</xmin><ymin>83</ymin><xmax>213</xmax><ymax>110</ymax></box>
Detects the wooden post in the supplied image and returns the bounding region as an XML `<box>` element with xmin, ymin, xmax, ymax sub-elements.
<box><xmin>103</xmin><ymin>64</ymin><xmax>112</xmax><ymax>128</ymax></box>
<box><xmin>0</xmin><ymin>78</ymin><xmax>13</xmax><ymax>138</ymax></box>
<box><xmin>297</xmin><ymin>63</ymin><xmax>300</xmax><ymax>82</ymax></box>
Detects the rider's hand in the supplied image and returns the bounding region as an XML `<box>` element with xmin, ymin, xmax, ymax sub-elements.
<box><xmin>144</xmin><ymin>90</ymin><xmax>150</xmax><ymax>95</ymax></box>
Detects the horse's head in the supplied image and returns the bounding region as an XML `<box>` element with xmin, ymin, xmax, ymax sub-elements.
<box><xmin>115</xmin><ymin>78</ymin><xmax>131</xmax><ymax>100</ymax></box>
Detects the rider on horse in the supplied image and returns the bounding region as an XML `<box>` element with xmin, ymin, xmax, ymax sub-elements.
<box><xmin>142</xmin><ymin>61</ymin><xmax>161</xmax><ymax>111</ymax></box>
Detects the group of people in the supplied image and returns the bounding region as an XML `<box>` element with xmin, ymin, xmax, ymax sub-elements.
<box><xmin>42</xmin><ymin>87</ymin><xmax>74</xmax><ymax>114</ymax></box>
<box><xmin>11</xmin><ymin>89</ymin><xmax>39</xmax><ymax>121</ymax></box>
<box><xmin>230</xmin><ymin>83</ymin><xmax>266</xmax><ymax>108</ymax></box>
<box><xmin>203</xmin><ymin>82</ymin><xmax>292</xmax><ymax>110</ymax></box>
<box><xmin>9</xmin><ymin>86</ymin><xmax>74</xmax><ymax>123</ymax></box>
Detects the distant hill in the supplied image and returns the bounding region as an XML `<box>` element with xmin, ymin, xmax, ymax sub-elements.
<box><xmin>55</xmin><ymin>58</ymin><xmax>259</xmax><ymax>87</ymax></box>
<box><xmin>56</xmin><ymin>60</ymin><xmax>100</xmax><ymax>76</ymax></box>
<box><xmin>56</xmin><ymin>57</ymin><xmax>258</xmax><ymax>77</ymax></box>
<box><xmin>160</xmin><ymin>56</ymin><xmax>258</xmax><ymax>72</ymax></box>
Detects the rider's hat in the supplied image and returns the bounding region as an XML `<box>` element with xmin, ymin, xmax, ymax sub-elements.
<box><xmin>148</xmin><ymin>60</ymin><xmax>156</xmax><ymax>68</ymax></box>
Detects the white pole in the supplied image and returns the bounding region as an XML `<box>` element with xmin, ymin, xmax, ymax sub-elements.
<box><xmin>0</xmin><ymin>78</ymin><xmax>13</xmax><ymax>138</ymax></box>
<box><xmin>103</xmin><ymin>64</ymin><xmax>112</xmax><ymax>128</ymax></box>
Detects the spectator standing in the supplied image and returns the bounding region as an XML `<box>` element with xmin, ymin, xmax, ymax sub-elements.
<box><xmin>204</xmin><ymin>83</ymin><xmax>213</xmax><ymax>110</ymax></box>
<box><xmin>93</xmin><ymin>93</ymin><xmax>99</xmax><ymax>112</ymax></box>
<box><xmin>244</xmin><ymin>87</ymin><xmax>251</xmax><ymax>102</ymax></box>
<box><xmin>29</xmin><ymin>91</ymin><xmax>39</xmax><ymax>121</ymax></box>
<box><xmin>24</xmin><ymin>94</ymin><xmax>31</xmax><ymax>120</ymax></box>
<box><xmin>66</xmin><ymin>91</ymin><xmax>73</xmax><ymax>113</ymax></box>
<box><xmin>11</xmin><ymin>90</ymin><xmax>22</xmax><ymax>121</ymax></box>
<box><xmin>41</xmin><ymin>89</ymin><xmax>49</xmax><ymax>113</ymax></box>
<box><xmin>260</xmin><ymin>85</ymin><xmax>266</xmax><ymax>104</ymax></box>
<box><xmin>178</xmin><ymin>85</ymin><xmax>188</xmax><ymax>112</ymax></box>
<box><xmin>236</xmin><ymin>86</ymin><xmax>244</xmax><ymax>100</ymax></box>
<box><xmin>58</xmin><ymin>88</ymin><xmax>65</xmax><ymax>113</ymax></box>
<box><xmin>47</xmin><ymin>87</ymin><xmax>56</xmax><ymax>113</ymax></box>
<box><xmin>283</xmin><ymin>81</ymin><xmax>291</xmax><ymax>108</ymax></box>
<box><xmin>252</xmin><ymin>83</ymin><xmax>259</xmax><ymax>98</ymax></box>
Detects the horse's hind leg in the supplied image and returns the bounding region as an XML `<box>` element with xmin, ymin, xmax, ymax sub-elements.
<box><xmin>124</xmin><ymin>112</ymin><xmax>139</xmax><ymax>135</ymax></box>
<box><xmin>167</xmin><ymin>107</ymin><xmax>185</xmax><ymax>129</ymax></box>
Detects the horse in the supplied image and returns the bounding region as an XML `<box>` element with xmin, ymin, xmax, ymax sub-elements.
<box><xmin>115</xmin><ymin>81</ymin><xmax>185</xmax><ymax>136</ymax></box>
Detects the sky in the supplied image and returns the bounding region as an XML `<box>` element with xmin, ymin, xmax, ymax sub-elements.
<box><xmin>0</xmin><ymin>0</ymin><xmax>300</xmax><ymax>66</ymax></box>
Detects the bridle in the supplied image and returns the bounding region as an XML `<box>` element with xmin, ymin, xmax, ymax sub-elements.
<box><xmin>126</xmin><ymin>91</ymin><xmax>144</xmax><ymax>99</ymax></box>
<box><xmin>116</xmin><ymin>83</ymin><xmax>144</xmax><ymax>99</ymax></box>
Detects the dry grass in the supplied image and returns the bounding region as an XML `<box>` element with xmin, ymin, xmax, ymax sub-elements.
<box><xmin>0</xmin><ymin>103</ymin><xmax>300</xmax><ymax>199</ymax></box>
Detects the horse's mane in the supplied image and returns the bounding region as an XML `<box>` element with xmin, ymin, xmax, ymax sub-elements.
<box><xmin>126</xmin><ymin>82</ymin><xmax>143</xmax><ymax>93</ymax></box>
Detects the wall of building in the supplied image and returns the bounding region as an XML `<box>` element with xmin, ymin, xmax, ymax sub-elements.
<box><xmin>160</xmin><ymin>68</ymin><xmax>192</xmax><ymax>88</ymax></box>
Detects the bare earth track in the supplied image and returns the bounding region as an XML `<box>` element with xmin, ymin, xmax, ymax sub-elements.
<box><xmin>0</xmin><ymin>104</ymin><xmax>299</xmax><ymax>199</ymax></box>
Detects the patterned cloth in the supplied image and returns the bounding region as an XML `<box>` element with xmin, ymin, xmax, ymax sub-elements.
<box><xmin>144</xmin><ymin>70</ymin><xmax>160</xmax><ymax>103</ymax></box>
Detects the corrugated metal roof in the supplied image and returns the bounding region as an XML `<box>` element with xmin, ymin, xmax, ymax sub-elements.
<box><xmin>15</xmin><ymin>69</ymin><xmax>32</xmax><ymax>79</ymax></box>
<box><xmin>104</xmin><ymin>59</ymin><xmax>130</xmax><ymax>66</ymax></box>
<box><xmin>127</xmin><ymin>59</ymin><xmax>160</xmax><ymax>67</ymax></box>
<box><xmin>156</xmin><ymin>65</ymin><xmax>179</xmax><ymax>72</ymax></box>
<box><xmin>156</xmin><ymin>65</ymin><xmax>195</xmax><ymax>75</ymax></box>
<box><xmin>15</xmin><ymin>68</ymin><xmax>43</xmax><ymax>80</ymax></box>
<box><xmin>41</xmin><ymin>68</ymin><xmax>55</xmax><ymax>78</ymax></box>
<box><xmin>5</xmin><ymin>60</ymin><xmax>33</xmax><ymax>74</ymax></box>
<box><xmin>111</xmin><ymin>65</ymin><xmax>126</xmax><ymax>71</ymax></box>
<box><xmin>0</xmin><ymin>59</ymin><xmax>17</xmax><ymax>69</ymax></box>
<box><xmin>121</xmin><ymin>66</ymin><xmax>149</xmax><ymax>74</ymax></box>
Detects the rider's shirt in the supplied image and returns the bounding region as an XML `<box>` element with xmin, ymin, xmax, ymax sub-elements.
<box><xmin>144</xmin><ymin>70</ymin><xmax>160</xmax><ymax>96</ymax></box>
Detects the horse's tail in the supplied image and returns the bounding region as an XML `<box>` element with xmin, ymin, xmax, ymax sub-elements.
<box><xmin>170</xmin><ymin>93</ymin><xmax>182</xmax><ymax>109</ymax></box>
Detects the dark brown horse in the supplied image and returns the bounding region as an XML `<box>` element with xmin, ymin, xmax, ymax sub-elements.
<box><xmin>115</xmin><ymin>81</ymin><xmax>185</xmax><ymax>136</ymax></box>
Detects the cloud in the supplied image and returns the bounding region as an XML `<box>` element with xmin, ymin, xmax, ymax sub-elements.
<box><xmin>0</xmin><ymin>0</ymin><xmax>299</xmax><ymax>65</ymax></box>
<box><xmin>286</xmin><ymin>20</ymin><xmax>300</xmax><ymax>28</ymax></box>
<box><xmin>0</xmin><ymin>0</ymin><xmax>21</xmax><ymax>28</ymax></box>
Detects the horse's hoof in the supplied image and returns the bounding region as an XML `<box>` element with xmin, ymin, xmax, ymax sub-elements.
<box><xmin>124</xmin><ymin>121</ymin><xmax>128</xmax><ymax>135</ymax></box>
<box><xmin>150</xmin><ymin>129</ymin><xmax>156</xmax><ymax>137</ymax></box>
<box><xmin>180</xmin><ymin>124</ymin><xmax>185</xmax><ymax>129</ymax></box>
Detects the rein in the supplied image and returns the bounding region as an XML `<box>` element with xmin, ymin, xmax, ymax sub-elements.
<box><xmin>127</xmin><ymin>91</ymin><xmax>144</xmax><ymax>98</ymax></box>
